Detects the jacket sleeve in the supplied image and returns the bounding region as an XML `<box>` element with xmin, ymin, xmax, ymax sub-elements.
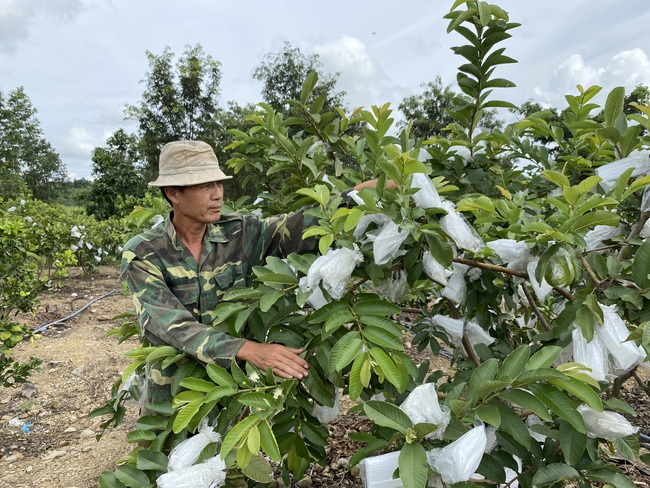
<box><xmin>120</xmin><ymin>248</ymin><xmax>246</xmax><ymax>368</ymax></box>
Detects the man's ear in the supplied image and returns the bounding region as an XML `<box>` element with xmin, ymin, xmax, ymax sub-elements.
<box><xmin>164</xmin><ymin>186</ymin><xmax>179</xmax><ymax>204</ymax></box>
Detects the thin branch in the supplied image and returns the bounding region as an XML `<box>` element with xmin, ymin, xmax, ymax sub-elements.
<box><xmin>520</xmin><ymin>283</ymin><xmax>551</xmax><ymax>332</ymax></box>
<box><xmin>454</xmin><ymin>257</ymin><xmax>575</xmax><ymax>300</ymax></box>
<box><xmin>580</xmin><ymin>255</ymin><xmax>602</xmax><ymax>287</ymax></box>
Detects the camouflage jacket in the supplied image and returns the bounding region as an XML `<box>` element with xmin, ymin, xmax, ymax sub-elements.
<box><xmin>120</xmin><ymin>209</ymin><xmax>320</xmax><ymax>369</ymax></box>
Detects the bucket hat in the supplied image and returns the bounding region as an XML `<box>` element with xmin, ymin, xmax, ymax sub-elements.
<box><xmin>148</xmin><ymin>140</ymin><xmax>232</xmax><ymax>187</ymax></box>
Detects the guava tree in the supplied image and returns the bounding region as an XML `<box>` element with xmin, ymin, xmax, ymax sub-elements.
<box><xmin>95</xmin><ymin>2</ymin><xmax>650</xmax><ymax>488</ymax></box>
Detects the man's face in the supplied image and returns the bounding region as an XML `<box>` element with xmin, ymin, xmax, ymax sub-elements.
<box><xmin>167</xmin><ymin>181</ymin><xmax>225</xmax><ymax>224</ymax></box>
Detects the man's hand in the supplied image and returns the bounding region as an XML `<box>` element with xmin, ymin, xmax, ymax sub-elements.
<box><xmin>236</xmin><ymin>341</ymin><xmax>309</xmax><ymax>379</ymax></box>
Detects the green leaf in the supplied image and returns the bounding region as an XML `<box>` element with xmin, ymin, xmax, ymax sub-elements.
<box><xmin>309</xmin><ymin>300</ymin><xmax>349</xmax><ymax>323</ymax></box>
<box><xmin>542</xmin><ymin>170</ymin><xmax>571</xmax><ymax>189</ymax></box>
<box><xmin>348</xmin><ymin>352</ymin><xmax>368</xmax><ymax>400</ymax></box>
<box><xmin>363</xmin><ymin>326</ymin><xmax>404</xmax><ymax>350</ymax></box>
<box><xmin>604</xmin><ymin>86</ymin><xmax>625</xmax><ymax>127</ymax></box>
<box><xmin>496</xmin><ymin>345</ymin><xmax>530</xmax><ymax>382</ymax></box>
<box><xmin>525</xmin><ymin>346</ymin><xmax>563</xmax><ymax>370</ymax></box>
<box><xmin>173</xmin><ymin>398</ymin><xmax>202</xmax><ymax>434</ymax></box>
<box><xmin>330</xmin><ymin>331</ymin><xmax>363</xmax><ymax>371</ymax></box>
<box><xmin>120</xmin><ymin>358</ymin><xmax>145</xmax><ymax>385</ymax></box>
<box><xmin>475</xmin><ymin>404</ymin><xmax>501</xmax><ymax>427</ymax></box>
<box><xmin>359</xmin><ymin>315</ymin><xmax>403</xmax><ymax>339</ymax></box>
<box><xmin>260</xmin><ymin>290</ymin><xmax>285</xmax><ymax>312</ymax></box>
<box><xmin>221</xmin><ymin>415</ymin><xmax>259</xmax><ymax>459</ymax></box>
<box><xmin>353</xmin><ymin>298</ymin><xmax>402</xmax><ymax>316</ymax></box>
<box><xmin>204</xmin><ymin>385</ymin><xmax>240</xmax><ymax>404</ymax></box>
<box><xmin>212</xmin><ymin>302</ymin><xmax>249</xmax><ymax>325</ymax></box>
<box><xmin>369</xmin><ymin>348</ymin><xmax>404</xmax><ymax>390</ymax></box>
<box><xmin>477</xmin><ymin>1</ymin><xmax>491</xmax><ymax>26</ymax></box>
<box><xmin>126</xmin><ymin>429</ymin><xmax>157</xmax><ymax>444</ymax></box>
<box><xmin>323</xmin><ymin>309</ymin><xmax>355</xmax><ymax>336</ymax></box>
<box><xmin>114</xmin><ymin>465</ymin><xmax>154</xmax><ymax>488</ymax></box>
<box><xmin>240</xmin><ymin>454</ymin><xmax>273</xmax><ymax>483</ymax></box>
<box><xmin>145</xmin><ymin>345</ymin><xmax>179</xmax><ymax>363</ymax></box>
<box><xmin>559</xmin><ymin>419</ymin><xmax>586</xmax><ymax>465</ymax></box>
<box><xmin>302</xmin><ymin>368</ymin><xmax>334</xmax><ymax>407</ymax></box>
<box><xmin>548</xmin><ymin>377</ymin><xmax>603</xmax><ymax>411</ymax></box>
<box><xmin>237</xmin><ymin>392</ymin><xmax>275</xmax><ymax>409</ymax></box>
<box><xmin>531</xmin><ymin>464</ymin><xmax>579</xmax><ymax>486</ymax></box>
<box><xmin>206</xmin><ymin>364</ymin><xmax>238</xmax><ymax>388</ymax></box>
<box><xmin>99</xmin><ymin>472</ymin><xmax>128</xmax><ymax>488</ymax></box>
<box><xmin>559</xmin><ymin>211</ymin><xmax>620</xmax><ymax>234</ymax></box>
<box><xmin>576</xmin><ymin>175</ymin><xmax>602</xmax><ymax>194</ymax></box>
<box><xmin>529</xmin><ymin>384</ymin><xmax>585</xmax><ymax>433</ymax></box>
<box><xmin>495</xmin><ymin>402</ymin><xmax>532</xmax><ymax>449</ymax></box>
<box><xmin>179</xmin><ymin>377</ymin><xmax>215</xmax><ymax>393</ymax></box>
<box><xmin>399</xmin><ymin>443</ymin><xmax>428</xmax><ymax>488</ymax></box>
<box><xmin>259</xmin><ymin>419</ymin><xmax>281</xmax><ymax>462</ymax></box>
<box><xmin>588</xmin><ymin>469</ymin><xmax>638</xmax><ymax>488</ymax></box>
<box><xmin>255</xmin><ymin>273</ymin><xmax>298</xmax><ymax>285</ymax></box>
<box><xmin>632</xmin><ymin>239</ymin><xmax>650</xmax><ymax>289</ymax></box>
<box><xmin>136</xmin><ymin>449</ymin><xmax>169</xmax><ymax>472</ymax></box>
<box><xmin>363</xmin><ymin>400</ymin><xmax>413</xmax><ymax>434</ymax></box>
<box><xmin>136</xmin><ymin>415</ymin><xmax>170</xmax><ymax>431</ymax></box>
<box><xmin>498</xmin><ymin>389</ymin><xmax>552</xmax><ymax>421</ymax></box>
<box><xmin>466</xmin><ymin>358</ymin><xmax>498</xmax><ymax>402</ymax></box>
<box><xmin>621</xmin><ymin>174</ymin><xmax>650</xmax><ymax>200</ymax></box>
<box><xmin>300</xmin><ymin>71</ymin><xmax>318</xmax><ymax>104</ymax></box>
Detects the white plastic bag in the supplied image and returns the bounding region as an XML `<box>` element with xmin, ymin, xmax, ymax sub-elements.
<box><xmin>374</xmin><ymin>221</ymin><xmax>409</xmax><ymax>265</ymax></box>
<box><xmin>464</xmin><ymin>321</ymin><xmax>494</xmax><ymax>349</ymax></box>
<box><xmin>525</xmin><ymin>415</ymin><xmax>548</xmax><ymax>443</ymax></box>
<box><xmin>167</xmin><ymin>418</ymin><xmax>221</xmax><ymax>472</ymax></box>
<box><xmin>584</xmin><ymin>225</ymin><xmax>622</xmax><ymax>251</ymax></box>
<box><xmin>439</xmin><ymin>200</ymin><xmax>485</xmax><ymax>253</ymax></box>
<box><xmin>595</xmin><ymin>150</ymin><xmax>650</xmax><ymax>188</ymax></box>
<box><xmin>306</xmin><ymin>246</ymin><xmax>363</xmax><ymax>300</ymax></box>
<box><xmin>527</xmin><ymin>257</ymin><xmax>553</xmax><ymax>302</ymax></box>
<box><xmin>411</xmin><ymin>173</ymin><xmax>442</xmax><ymax>209</ymax></box>
<box><xmin>426</xmin><ymin>424</ymin><xmax>487</xmax><ymax>485</ymax></box>
<box><xmin>572</xmin><ymin>326</ymin><xmax>609</xmax><ymax>383</ymax></box>
<box><xmin>312</xmin><ymin>389</ymin><xmax>341</xmax><ymax>424</ymax></box>
<box><xmin>399</xmin><ymin>383</ymin><xmax>450</xmax><ymax>440</ymax></box>
<box><xmin>422</xmin><ymin>251</ymin><xmax>449</xmax><ymax>286</ymax></box>
<box><xmin>441</xmin><ymin>263</ymin><xmax>468</xmax><ymax>304</ymax></box>
<box><xmin>378</xmin><ymin>269</ymin><xmax>408</xmax><ymax>302</ymax></box>
<box><xmin>486</xmin><ymin>239</ymin><xmax>531</xmax><ymax>271</ymax></box>
<box><xmin>299</xmin><ymin>276</ymin><xmax>328</xmax><ymax>310</ymax></box>
<box><xmin>431</xmin><ymin>315</ymin><xmax>464</xmax><ymax>347</ymax></box>
<box><xmin>577</xmin><ymin>404</ymin><xmax>638</xmax><ymax>439</ymax></box>
<box><xmin>157</xmin><ymin>455</ymin><xmax>227</xmax><ymax>488</ymax></box>
<box><xmin>353</xmin><ymin>214</ymin><xmax>409</xmax><ymax>265</ymax></box>
<box><xmin>596</xmin><ymin>303</ymin><xmax>647</xmax><ymax>376</ymax></box>
<box><xmin>358</xmin><ymin>450</ymin><xmax>402</xmax><ymax>488</ymax></box>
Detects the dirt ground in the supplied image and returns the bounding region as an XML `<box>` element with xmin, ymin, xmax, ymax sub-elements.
<box><xmin>1</xmin><ymin>266</ymin><xmax>649</xmax><ymax>487</ymax></box>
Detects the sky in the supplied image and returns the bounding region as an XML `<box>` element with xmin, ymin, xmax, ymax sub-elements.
<box><xmin>1</xmin><ymin>0</ymin><xmax>650</xmax><ymax>180</ymax></box>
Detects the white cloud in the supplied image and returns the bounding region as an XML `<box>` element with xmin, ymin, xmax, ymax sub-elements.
<box><xmin>313</xmin><ymin>35</ymin><xmax>398</xmax><ymax>109</ymax></box>
<box><xmin>536</xmin><ymin>49</ymin><xmax>650</xmax><ymax>107</ymax></box>
<box><xmin>60</xmin><ymin>126</ymin><xmax>97</xmax><ymax>160</ymax></box>
<box><xmin>0</xmin><ymin>0</ymin><xmax>85</xmax><ymax>53</ymax></box>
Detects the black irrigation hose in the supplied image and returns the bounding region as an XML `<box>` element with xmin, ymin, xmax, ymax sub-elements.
<box><xmin>32</xmin><ymin>290</ymin><xmax>120</xmax><ymax>334</ymax></box>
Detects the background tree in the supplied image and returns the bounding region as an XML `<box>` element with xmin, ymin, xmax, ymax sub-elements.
<box><xmin>85</xmin><ymin>129</ymin><xmax>146</xmax><ymax>220</ymax></box>
<box><xmin>253</xmin><ymin>41</ymin><xmax>346</xmax><ymax>113</ymax></box>
<box><xmin>125</xmin><ymin>44</ymin><xmax>224</xmax><ymax>182</ymax></box>
<box><xmin>0</xmin><ymin>87</ymin><xmax>67</xmax><ymax>202</ymax></box>
<box><xmin>398</xmin><ymin>76</ymin><xmax>502</xmax><ymax>139</ymax></box>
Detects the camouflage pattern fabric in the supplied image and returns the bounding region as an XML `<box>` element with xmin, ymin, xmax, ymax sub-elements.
<box><xmin>120</xmin><ymin>209</ymin><xmax>321</xmax><ymax>414</ymax></box>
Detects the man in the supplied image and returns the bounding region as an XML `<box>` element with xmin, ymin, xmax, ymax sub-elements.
<box><xmin>121</xmin><ymin>140</ymin><xmax>374</xmax><ymax>413</ymax></box>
